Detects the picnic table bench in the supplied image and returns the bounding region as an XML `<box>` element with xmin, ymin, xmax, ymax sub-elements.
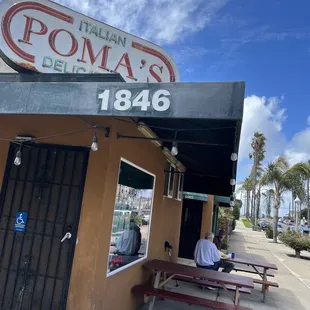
<box><xmin>225</xmin><ymin>257</ymin><xmax>278</xmax><ymax>302</ymax></box>
<box><xmin>133</xmin><ymin>259</ymin><xmax>254</xmax><ymax>310</ymax></box>
<box><xmin>172</xmin><ymin>274</ymin><xmax>252</xmax><ymax>295</ymax></box>
<box><xmin>133</xmin><ymin>285</ymin><xmax>253</xmax><ymax>310</ymax></box>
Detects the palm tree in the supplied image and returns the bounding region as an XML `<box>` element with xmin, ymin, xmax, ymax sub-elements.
<box><xmin>242</xmin><ymin>177</ymin><xmax>254</xmax><ymax>219</ymax></box>
<box><xmin>261</xmin><ymin>156</ymin><xmax>310</xmax><ymax>242</ymax></box>
<box><xmin>262</xmin><ymin>189</ymin><xmax>275</xmax><ymax>218</ymax></box>
<box><xmin>255</xmin><ymin>167</ymin><xmax>265</xmax><ymax>221</ymax></box>
<box><xmin>249</xmin><ymin>132</ymin><xmax>266</xmax><ymax>229</ymax></box>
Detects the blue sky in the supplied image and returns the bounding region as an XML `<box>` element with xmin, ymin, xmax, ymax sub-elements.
<box><xmin>56</xmin><ymin>0</ymin><xmax>310</xmax><ymax>215</ymax></box>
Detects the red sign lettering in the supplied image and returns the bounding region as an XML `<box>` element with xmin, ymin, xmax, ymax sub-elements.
<box><xmin>78</xmin><ymin>38</ymin><xmax>111</xmax><ymax>71</ymax></box>
<box><xmin>1</xmin><ymin>1</ymin><xmax>73</xmax><ymax>63</ymax></box>
<box><xmin>149</xmin><ymin>64</ymin><xmax>163</xmax><ymax>82</ymax></box>
<box><xmin>114</xmin><ymin>53</ymin><xmax>136</xmax><ymax>80</ymax></box>
<box><xmin>49</xmin><ymin>29</ymin><xmax>78</xmax><ymax>57</ymax></box>
<box><xmin>19</xmin><ymin>15</ymin><xmax>48</xmax><ymax>45</ymax></box>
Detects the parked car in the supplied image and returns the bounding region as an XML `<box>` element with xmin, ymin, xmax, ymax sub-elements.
<box><xmin>299</xmin><ymin>225</ymin><xmax>310</xmax><ymax>235</ymax></box>
<box><xmin>287</xmin><ymin>226</ymin><xmax>296</xmax><ymax>232</ymax></box>
<box><xmin>277</xmin><ymin>224</ymin><xmax>283</xmax><ymax>234</ymax></box>
<box><xmin>259</xmin><ymin>221</ymin><xmax>271</xmax><ymax>230</ymax></box>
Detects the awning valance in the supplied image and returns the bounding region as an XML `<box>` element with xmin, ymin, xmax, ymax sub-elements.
<box><xmin>0</xmin><ymin>73</ymin><xmax>245</xmax><ymax>196</ymax></box>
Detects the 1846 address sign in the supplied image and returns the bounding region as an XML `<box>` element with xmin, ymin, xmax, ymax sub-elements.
<box><xmin>97</xmin><ymin>88</ymin><xmax>171</xmax><ymax>113</ymax></box>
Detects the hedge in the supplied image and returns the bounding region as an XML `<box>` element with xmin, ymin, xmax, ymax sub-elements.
<box><xmin>279</xmin><ymin>231</ymin><xmax>310</xmax><ymax>258</ymax></box>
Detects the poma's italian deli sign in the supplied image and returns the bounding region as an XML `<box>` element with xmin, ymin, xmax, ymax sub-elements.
<box><xmin>0</xmin><ymin>0</ymin><xmax>179</xmax><ymax>82</ymax></box>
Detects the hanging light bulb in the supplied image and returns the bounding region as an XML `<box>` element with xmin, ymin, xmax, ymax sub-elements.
<box><xmin>14</xmin><ymin>149</ymin><xmax>22</xmax><ymax>166</ymax></box>
<box><xmin>91</xmin><ymin>133</ymin><xmax>99</xmax><ymax>151</ymax></box>
<box><xmin>171</xmin><ymin>141</ymin><xmax>178</xmax><ymax>156</ymax></box>
<box><xmin>230</xmin><ymin>153</ymin><xmax>238</xmax><ymax>161</ymax></box>
<box><xmin>230</xmin><ymin>178</ymin><xmax>236</xmax><ymax>186</ymax></box>
<box><xmin>230</xmin><ymin>200</ymin><xmax>235</xmax><ymax>207</ymax></box>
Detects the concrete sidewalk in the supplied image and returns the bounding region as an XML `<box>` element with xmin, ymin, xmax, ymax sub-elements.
<box><xmin>139</xmin><ymin>220</ymin><xmax>310</xmax><ymax>309</ymax></box>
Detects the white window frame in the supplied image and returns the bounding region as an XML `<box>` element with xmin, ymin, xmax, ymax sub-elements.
<box><xmin>164</xmin><ymin>162</ymin><xmax>175</xmax><ymax>199</ymax></box>
<box><xmin>176</xmin><ymin>172</ymin><xmax>184</xmax><ymax>201</ymax></box>
<box><xmin>107</xmin><ymin>157</ymin><xmax>155</xmax><ymax>277</ymax></box>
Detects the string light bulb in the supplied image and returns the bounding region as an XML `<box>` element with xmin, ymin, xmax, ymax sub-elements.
<box><xmin>231</xmin><ymin>153</ymin><xmax>238</xmax><ymax>161</ymax></box>
<box><xmin>91</xmin><ymin>133</ymin><xmax>98</xmax><ymax>152</ymax></box>
<box><xmin>230</xmin><ymin>178</ymin><xmax>236</xmax><ymax>186</ymax></box>
<box><xmin>171</xmin><ymin>141</ymin><xmax>178</xmax><ymax>156</ymax></box>
<box><xmin>230</xmin><ymin>200</ymin><xmax>235</xmax><ymax>207</ymax></box>
<box><xmin>14</xmin><ymin>146</ymin><xmax>22</xmax><ymax>166</ymax></box>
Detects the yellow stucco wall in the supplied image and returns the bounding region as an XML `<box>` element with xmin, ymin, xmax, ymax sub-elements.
<box><xmin>200</xmin><ymin>195</ymin><xmax>214</xmax><ymax>238</ymax></box>
<box><xmin>0</xmin><ymin>114</ymin><xmax>182</xmax><ymax>310</ymax></box>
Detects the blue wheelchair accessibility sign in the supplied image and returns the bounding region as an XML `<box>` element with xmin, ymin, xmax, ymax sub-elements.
<box><xmin>14</xmin><ymin>212</ymin><xmax>28</xmax><ymax>232</ymax></box>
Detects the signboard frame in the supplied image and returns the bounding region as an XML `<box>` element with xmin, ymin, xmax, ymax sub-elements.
<box><xmin>0</xmin><ymin>0</ymin><xmax>179</xmax><ymax>83</ymax></box>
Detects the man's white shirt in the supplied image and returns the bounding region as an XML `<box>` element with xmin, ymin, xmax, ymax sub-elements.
<box><xmin>194</xmin><ymin>239</ymin><xmax>220</xmax><ymax>266</ymax></box>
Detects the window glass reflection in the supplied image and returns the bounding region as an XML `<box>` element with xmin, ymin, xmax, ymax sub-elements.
<box><xmin>108</xmin><ymin>160</ymin><xmax>154</xmax><ymax>274</ymax></box>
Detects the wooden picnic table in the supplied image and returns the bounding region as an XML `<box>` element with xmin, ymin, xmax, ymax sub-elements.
<box><xmin>144</xmin><ymin>259</ymin><xmax>254</xmax><ymax>308</ymax></box>
<box><xmin>225</xmin><ymin>257</ymin><xmax>278</xmax><ymax>301</ymax></box>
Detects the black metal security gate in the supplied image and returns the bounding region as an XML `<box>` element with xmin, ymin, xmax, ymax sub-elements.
<box><xmin>0</xmin><ymin>143</ymin><xmax>89</xmax><ymax>310</ymax></box>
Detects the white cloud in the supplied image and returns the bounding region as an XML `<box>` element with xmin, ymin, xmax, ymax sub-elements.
<box><xmin>285</xmin><ymin>126</ymin><xmax>310</xmax><ymax>164</ymax></box>
<box><xmin>238</xmin><ymin>96</ymin><xmax>310</xmax><ymax>173</ymax></box>
<box><xmin>237</xmin><ymin>97</ymin><xmax>310</xmax><ymax>216</ymax></box>
<box><xmin>238</xmin><ymin>95</ymin><xmax>287</xmax><ymax>162</ymax></box>
<box><xmin>56</xmin><ymin>0</ymin><xmax>229</xmax><ymax>44</ymax></box>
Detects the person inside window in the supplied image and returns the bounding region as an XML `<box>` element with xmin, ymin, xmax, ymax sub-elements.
<box><xmin>194</xmin><ymin>232</ymin><xmax>234</xmax><ymax>273</ymax></box>
<box><xmin>115</xmin><ymin>219</ymin><xmax>141</xmax><ymax>256</ymax></box>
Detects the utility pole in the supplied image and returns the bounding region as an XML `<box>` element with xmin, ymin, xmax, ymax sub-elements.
<box><xmin>253</xmin><ymin>151</ymin><xmax>258</xmax><ymax>229</ymax></box>
<box><xmin>307</xmin><ymin>160</ymin><xmax>310</xmax><ymax>222</ymax></box>
<box><xmin>292</xmin><ymin>192</ymin><xmax>295</xmax><ymax>219</ymax></box>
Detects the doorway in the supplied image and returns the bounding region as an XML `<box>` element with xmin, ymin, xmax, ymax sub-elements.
<box><xmin>0</xmin><ymin>143</ymin><xmax>89</xmax><ymax>310</ymax></box>
<box><xmin>178</xmin><ymin>199</ymin><xmax>203</xmax><ymax>259</ymax></box>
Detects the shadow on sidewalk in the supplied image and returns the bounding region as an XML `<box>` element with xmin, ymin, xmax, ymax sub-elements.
<box><xmin>286</xmin><ymin>253</ymin><xmax>310</xmax><ymax>261</ymax></box>
<box><xmin>138</xmin><ymin>282</ymin><xmax>307</xmax><ymax>310</ymax></box>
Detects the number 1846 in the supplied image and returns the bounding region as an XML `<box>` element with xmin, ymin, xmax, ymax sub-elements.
<box><xmin>98</xmin><ymin>89</ymin><xmax>171</xmax><ymax>112</ymax></box>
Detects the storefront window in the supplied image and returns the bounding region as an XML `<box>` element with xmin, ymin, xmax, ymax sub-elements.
<box><xmin>107</xmin><ymin>159</ymin><xmax>155</xmax><ymax>275</ymax></box>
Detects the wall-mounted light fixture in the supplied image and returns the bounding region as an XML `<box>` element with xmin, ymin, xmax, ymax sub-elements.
<box><xmin>15</xmin><ymin>135</ymin><xmax>36</xmax><ymax>142</ymax></box>
<box><xmin>138</xmin><ymin>122</ymin><xmax>162</xmax><ymax>148</ymax></box>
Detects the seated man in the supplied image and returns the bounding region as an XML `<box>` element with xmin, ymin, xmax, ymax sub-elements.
<box><xmin>194</xmin><ymin>232</ymin><xmax>234</xmax><ymax>273</ymax></box>
<box><xmin>115</xmin><ymin>219</ymin><xmax>141</xmax><ymax>256</ymax></box>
